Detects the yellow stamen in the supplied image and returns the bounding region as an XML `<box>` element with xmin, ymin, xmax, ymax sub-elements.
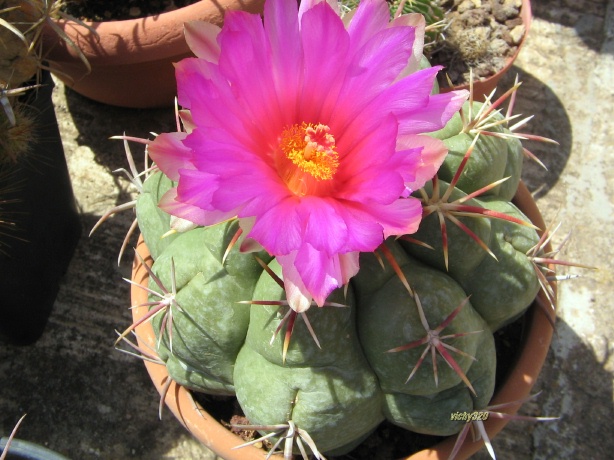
<box><xmin>280</xmin><ymin>122</ymin><xmax>339</xmax><ymax>182</ymax></box>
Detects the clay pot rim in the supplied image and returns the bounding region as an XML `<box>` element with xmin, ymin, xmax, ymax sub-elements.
<box><xmin>130</xmin><ymin>180</ymin><xmax>555</xmax><ymax>460</ymax></box>
<box><xmin>440</xmin><ymin>0</ymin><xmax>532</xmax><ymax>97</ymax></box>
<box><xmin>43</xmin><ymin>1</ymin><xmax>264</xmax><ymax>66</ymax></box>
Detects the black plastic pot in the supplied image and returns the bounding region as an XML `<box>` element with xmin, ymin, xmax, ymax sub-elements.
<box><xmin>0</xmin><ymin>70</ymin><xmax>81</xmax><ymax>345</ymax></box>
<box><xmin>0</xmin><ymin>438</ymin><xmax>70</xmax><ymax>460</ymax></box>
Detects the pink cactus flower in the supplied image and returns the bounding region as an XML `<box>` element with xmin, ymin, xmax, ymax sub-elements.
<box><xmin>149</xmin><ymin>0</ymin><xmax>468</xmax><ymax>312</ymax></box>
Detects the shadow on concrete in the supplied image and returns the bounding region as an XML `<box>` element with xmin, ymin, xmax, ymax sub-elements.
<box><xmin>0</xmin><ymin>209</ymin><xmax>199</xmax><ymax>460</ymax></box>
<box><xmin>496</xmin><ymin>66</ymin><xmax>572</xmax><ymax>200</ymax></box>
<box><xmin>63</xmin><ymin>86</ymin><xmax>177</xmax><ymax>173</ymax></box>
<box><xmin>531</xmin><ymin>0</ymin><xmax>611</xmax><ymax>54</ymax></box>
<box><xmin>477</xmin><ymin>314</ymin><xmax>614</xmax><ymax>459</ymax></box>
<box><xmin>62</xmin><ymin>85</ymin><xmax>178</xmax><ymax>244</ymax></box>
<box><xmin>530</xmin><ymin>317</ymin><xmax>614</xmax><ymax>458</ymax></box>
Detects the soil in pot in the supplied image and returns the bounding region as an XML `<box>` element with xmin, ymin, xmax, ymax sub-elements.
<box><xmin>61</xmin><ymin>0</ymin><xmax>200</xmax><ymax>21</ymax></box>
<box><xmin>429</xmin><ymin>0</ymin><xmax>527</xmax><ymax>89</ymax></box>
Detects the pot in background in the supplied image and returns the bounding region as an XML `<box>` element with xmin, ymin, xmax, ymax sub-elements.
<box><xmin>42</xmin><ymin>0</ymin><xmax>265</xmax><ymax>108</ymax></box>
<box><xmin>440</xmin><ymin>0</ymin><xmax>532</xmax><ymax>102</ymax></box>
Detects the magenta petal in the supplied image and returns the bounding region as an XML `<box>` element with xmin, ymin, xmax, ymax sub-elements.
<box><xmin>264</xmin><ymin>0</ymin><xmax>302</xmax><ymax>122</ymax></box>
<box><xmin>294</xmin><ymin>243</ymin><xmax>342</xmax><ymax>306</ymax></box>
<box><xmin>299</xmin><ymin>2</ymin><xmax>350</xmax><ymax>121</ymax></box>
<box><xmin>397</xmin><ymin>134</ymin><xmax>448</xmax><ymax>191</ymax></box>
<box><xmin>281</xmin><ymin>247</ymin><xmax>359</xmax><ymax>310</ymax></box>
<box><xmin>184</xmin><ymin>21</ymin><xmax>221</xmax><ymax>62</ymax></box>
<box><xmin>158</xmin><ymin>188</ymin><xmax>234</xmax><ymax>227</ymax></box>
<box><xmin>174</xmin><ymin>57</ymin><xmax>216</xmax><ymax>110</ymax></box>
<box><xmin>339</xmin><ymin>168</ymin><xmax>405</xmax><ymax>205</ymax></box>
<box><xmin>376</xmin><ymin>197</ymin><xmax>424</xmax><ymax>238</ymax></box>
<box><xmin>247</xmin><ymin>195</ymin><xmax>303</xmax><ymax>255</ymax></box>
<box><xmin>277</xmin><ymin>252</ymin><xmax>313</xmax><ymax>313</ymax></box>
<box><xmin>334</xmin><ymin>205</ymin><xmax>384</xmax><ymax>252</ymax></box>
<box><xmin>298</xmin><ymin>0</ymin><xmax>340</xmax><ymax>22</ymax></box>
<box><xmin>148</xmin><ymin>132</ymin><xmax>191</xmax><ymax>181</ymax></box>
<box><xmin>297</xmin><ymin>197</ymin><xmax>348</xmax><ymax>255</ymax></box>
<box><xmin>175</xmin><ymin>168</ymin><xmax>218</xmax><ymax>211</ymax></box>
<box><xmin>212</xmin><ymin>165</ymin><xmax>286</xmax><ymax>214</ymax></box>
<box><xmin>338</xmin><ymin>252</ymin><xmax>360</xmax><ymax>286</ymax></box>
<box><xmin>336</xmin><ymin>25</ymin><xmax>416</xmax><ymax>119</ymax></box>
<box><xmin>217</xmin><ymin>11</ymin><xmax>282</xmax><ymax>138</ymax></box>
<box><xmin>390</xmin><ymin>13</ymin><xmax>426</xmax><ymax>78</ymax></box>
<box><xmin>175</xmin><ymin>59</ymin><xmax>257</xmax><ymax>147</ymax></box>
<box><xmin>336</xmin><ymin>113</ymin><xmax>398</xmax><ymax>178</ymax></box>
<box><xmin>185</xmin><ymin>129</ymin><xmax>264</xmax><ymax>176</ymax></box>
<box><xmin>397</xmin><ymin>89</ymin><xmax>470</xmax><ymax>135</ymax></box>
<box><xmin>346</xmin><ymin>0</ymin><xmax>391</xmax><ymax>51</ymax></box>
<box><xmin>336</xmin><ymin>66</ymin><xmax>438</xmax><ymax>141</ymax></box>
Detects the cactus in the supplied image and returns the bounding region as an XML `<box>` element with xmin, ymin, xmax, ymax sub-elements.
<box><xmin>1</xmin><ymin>0</ymin><xmax>91</xmax><ymax>163</ymax></box>
<box><xmin>98</xmin><ymin>1</ymin><xmax>571</xmax><ymax>458</ymax></box>
<box><xmin>1</xmin><ymin>0</ymin><xmax>47</xmax><ymax>163</ymax></box>
<box><xmin>117</xmin><ymin>88</ymin><xmax>550</xmax><ymax>456</ymax></box>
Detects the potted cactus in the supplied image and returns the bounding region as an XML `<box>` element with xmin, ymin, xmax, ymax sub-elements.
<box><xmin>0</xmin><ymin>0</ymin><xmax>81</xmax><ymax>344</ymax></box>
<box><xmin>382</xmin><ymin>0</ymin><xmax>532</xmax><ymax>100</ymax></box>
<box><xmin>97</xmin><ymin>0</ymin><xmax>569</xmax><ymax>458</ymax></box>
<box><xmin>433</xmin><ymin>0</ymin><xmax>532</xmax><ymax>99</ymax></box>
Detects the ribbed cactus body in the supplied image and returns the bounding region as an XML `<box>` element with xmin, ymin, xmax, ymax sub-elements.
<box><xmin>234</xmin><ymin>260</ymin><xmax>384</xmax><ymax>454</ymax></box>
<box><xmin>429</xmin><ymin>101</ymin><xmax>525</xmax><ymax>201</ymax></box>
<box><xmin>136</xmin><ymin>172</ymin><xmax>178</xmax><ymax>258</ymax></box>
<box><xmin>455</xmin><ymin>198</ymin><xmax>540</xmax><ymax>331</ymax></box>
<box><xmin>137</xmin><ymin>99</ymin><xmax>541</xmax><ymax>453</ymax></box>
<box><xmin>406</xmin><ymin>181</ymin><xmax>493</xmax><ymax>277</ymax></box>
<box><xmin>355</xmin><ymin>249</ymin><xmax>489</xmax><ymax>396</ymax></box>
<box><xmin>149</xmin><ymin>222</ymin><xmax>272</xmax><ymax>395</ymax></box>
<box><xmin>382</xmin><ymin>327</ymin><xmax>496</xmax><ymax>436</ymax></box>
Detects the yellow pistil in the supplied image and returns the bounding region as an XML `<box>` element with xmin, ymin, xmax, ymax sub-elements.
<box><xmin>279</xmin><ymin>122</ymin><xmax>339</xmax><ymax>187</ymax></box>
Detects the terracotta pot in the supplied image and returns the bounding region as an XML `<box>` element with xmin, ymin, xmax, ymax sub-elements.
<box><xmin>42</xmin><ymin>0</ymin><xmax>265</xmax><ymax>108</ymax></box>
<box><xmin>129</xmin><ymin>180</ymin><xmax>555</xmax><ymax>459</ymax></box>
<box><xmin>440</xmin><ymin>0</ymin><xmax>532</xmax><ymax>102</ymax></box>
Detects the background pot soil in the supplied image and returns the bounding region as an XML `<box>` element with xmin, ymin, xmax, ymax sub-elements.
<box><xmin>60</xmin><ymin>0</ymin><xmax>200</xmax><ymax>21</ymax></box>
<box><xmin>430</xmin><ymin>0</ymin><xmax>526</xmax><ymax>88</ymax></box>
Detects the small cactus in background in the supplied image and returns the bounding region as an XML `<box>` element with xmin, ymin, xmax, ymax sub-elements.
<box><xmin>341</xmin><ymin>1</ymin><xmax>447</xmax><ymax>49</ymax></box>
<box><xmin>1</xmin><ymin>0</ymin><xmax>90</xmax><ymax>163</ymax></box>
<box><xmin>388</xmin><ymin>0</ymin><xmax>446</xmax><ymax>49</ymax></box>
<box><xmin>97</xmin><ymin>1</ymin><xmax>579</xmax><ymax>458</ymax></box>
<box><xmin>0</xmin><ymin>0</ymin><xmax>47</xmax><ymax>163</ymax></box>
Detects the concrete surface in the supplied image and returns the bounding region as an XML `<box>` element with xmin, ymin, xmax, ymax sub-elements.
<box><xmin>1</xmin><ymin>0</ymin><xmax>613</xmax><ymax>459</ymax></box>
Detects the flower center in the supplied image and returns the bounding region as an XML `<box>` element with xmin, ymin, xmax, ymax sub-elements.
<box><xmin>278</xmin><ymin>123</ymin><xmax>339</xmax><ymax>196</ymax></box>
